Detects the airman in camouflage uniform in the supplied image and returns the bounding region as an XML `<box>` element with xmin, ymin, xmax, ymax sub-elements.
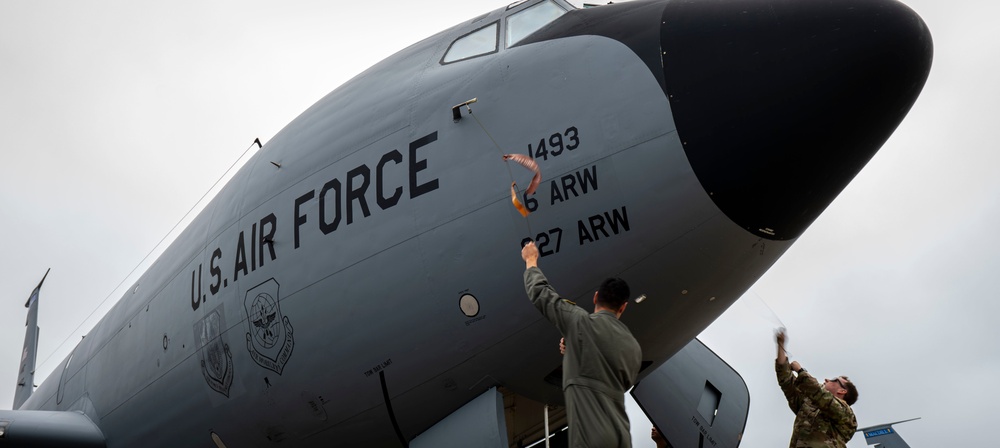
<box><xmin>775</xmin><ymin>331</ymin><xmax>858</xmax><ymax>448</ymax></box>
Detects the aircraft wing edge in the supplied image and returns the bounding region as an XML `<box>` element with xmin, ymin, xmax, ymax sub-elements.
<box><xmin>0</xmin><ymin>410</ymin><xmax>106</xmax><ymax>448</ymax></box>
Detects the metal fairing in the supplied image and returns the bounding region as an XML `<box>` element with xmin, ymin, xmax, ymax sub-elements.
<box><xmin>8</xmin><ymin>0</ymin><xmax>931</xmax><ymax>446</ymax></box>
<box><xmin>632</xmin><ymin>338</ymin><xmax>750</xmax><ymax>448</ymax></box>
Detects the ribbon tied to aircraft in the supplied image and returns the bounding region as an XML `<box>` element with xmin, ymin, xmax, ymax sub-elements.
<box><xmin>503</xmin><ymin>153</ymin><xmax>541</xmax><ymax>217</ymax></box>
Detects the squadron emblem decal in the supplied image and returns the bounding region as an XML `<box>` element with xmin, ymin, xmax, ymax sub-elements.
<box><xmin>194</xmin><ymin>305</ymin><xmax>234</xmax><ymax>397</ymax></box>
<box><xmin>244</xmin><ymin>278</ymin><xmax>294</xmax><ymax>374</ymax></box>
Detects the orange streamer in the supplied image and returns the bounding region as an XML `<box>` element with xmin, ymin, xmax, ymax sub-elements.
<box><xmin>502</xmin><ymin>154</ymin><xmax>542</xmax><ymax>196</ymax></box>
<box><xmin>510</xmin><ymin>182</ymin><xmax>529</xmax><ymax>217</ymax></box>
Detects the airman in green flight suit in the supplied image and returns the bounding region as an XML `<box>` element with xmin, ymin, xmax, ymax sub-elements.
<box><xmin>521</xmin><ymin>241</ymin><xmax>642</xmax><ymax>447</ymax></box>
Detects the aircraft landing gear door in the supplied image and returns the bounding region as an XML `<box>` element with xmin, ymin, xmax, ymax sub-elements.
<box><xmin>410</xmin><ymin>387</ymin><xmax>508</xmax><ymax>448</ymax></box>
<box><xmin>631</xmin><ymin>339</ymin><xmax>750</xmax><ymax>448</ymax></box>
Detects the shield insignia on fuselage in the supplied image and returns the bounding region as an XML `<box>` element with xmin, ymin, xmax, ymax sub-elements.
<box><xmin>244</xmin><ymin>278</ymin><xmax>294</xmax><ymax>375</ymax></box>
<box><xmin>195</xmin><ymin>304</ymin><xmax>233</xmax><ymax>397</ymax></box>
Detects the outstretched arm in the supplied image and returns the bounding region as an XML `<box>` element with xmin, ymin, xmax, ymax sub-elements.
<box><xmin>521</xmin><ymin>242</ymin><xmax>585</xmax><ymax>334</ymax></box>
<box><xmin>776</xmin><ymin>329</ymin><xmax>788</xmax><ymax>365</ymax></box>
<box><xmin>775</xmin><ymin>330</ymin><xmax>801</xmax><ymax>412</ymax></box>
<box><xmin>522</xmin><ymin>241</ymin><xmax>539</xmax><ymax>269</ymax></box>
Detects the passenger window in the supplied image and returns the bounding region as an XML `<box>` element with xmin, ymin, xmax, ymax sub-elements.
<box><xmin>442</xmin><ymin>22</ymin><xmax>499</xmax><ymax>64</ymax></box>
<box><xmin>506</xmin><ymin>0</ymin><xmax>567</xmax><ymax>47</ymax></box>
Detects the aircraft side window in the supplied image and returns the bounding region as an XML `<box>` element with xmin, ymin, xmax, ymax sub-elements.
<box><xmin>442</xmin><ymin>22</ymin><xmax>499</xmax><ymax>64</ymax></box>
<box><xmin>507</xmin><ymin>0</ymin><xmax>532</xmax><ymax>9</ymax></box>
<box><xmin>506</xmin><ymin>0</ymin><xmax>567</xmax><ymax>47</ymax></box>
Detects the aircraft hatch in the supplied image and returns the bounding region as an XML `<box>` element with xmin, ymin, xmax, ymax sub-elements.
<box><xmin>631</xmin><ymin>338</ymin><xmax>750</xmax><ymax>448</ymax></box>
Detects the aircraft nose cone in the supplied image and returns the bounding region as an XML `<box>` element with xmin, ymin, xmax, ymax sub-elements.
<box><xmin>662</xmin><ymin>0</ymin><xmax>933</xmax><ymax>240</ymax></box>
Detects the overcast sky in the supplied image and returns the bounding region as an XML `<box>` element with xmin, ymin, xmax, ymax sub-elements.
<box><xmin>2</xmin><ymin>1</ymin><xmax>996</xmax><ymax>447</ymax></box>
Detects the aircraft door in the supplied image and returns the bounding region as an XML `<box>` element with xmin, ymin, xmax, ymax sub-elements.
<box><xmin>631</xmin><ymin>338</ymin><xmax>749</xmax><ymax>448</ymax></box>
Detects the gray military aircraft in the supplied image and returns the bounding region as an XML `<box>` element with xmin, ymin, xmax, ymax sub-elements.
<box><xmin>2</xmin><ymin>0</ymin><xmax>932</xmax><ymax>446</ymax></box>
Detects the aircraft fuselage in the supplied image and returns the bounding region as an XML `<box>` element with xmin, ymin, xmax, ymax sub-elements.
<box><xmin>11</xmin><ymin>0</ymin><xmax>932</xmax><ymax>446</ymax></box>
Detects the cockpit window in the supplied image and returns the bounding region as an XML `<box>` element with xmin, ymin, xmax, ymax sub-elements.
<box><xmin>506</xmin><ymin>0</ymin><xmax>567</xmax><ymax>47</ymax></box>
<box><xmin>442</xmin><ymin>22</ymin><xmax>499</xmax><ymax>64</ymax></box>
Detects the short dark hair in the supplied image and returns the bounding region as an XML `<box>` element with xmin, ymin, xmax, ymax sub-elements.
<box><xmin>597</xmin><ymin>277</ymin><xmax>630</xmax><ymax>309</ymax></box>
<box><xmin>842</xmin><ymin>377</ymin><xmax>858</xmax><ymax>405</ymax></box>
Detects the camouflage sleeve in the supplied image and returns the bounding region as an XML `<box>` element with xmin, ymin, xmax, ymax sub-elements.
<box><xmin>796</xmin><ymin>371</ymin><xmax>858</xmax><ymax>438</ymax></box>
<box><xmin>524</xmin><ymin>267</ymin><xmax>587</xmax><ymax>335</ymax></box>
<box><xmin>775</xmin><ymin>359</ymin><xmax>801</xmax><ymax>413</ymax></box>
